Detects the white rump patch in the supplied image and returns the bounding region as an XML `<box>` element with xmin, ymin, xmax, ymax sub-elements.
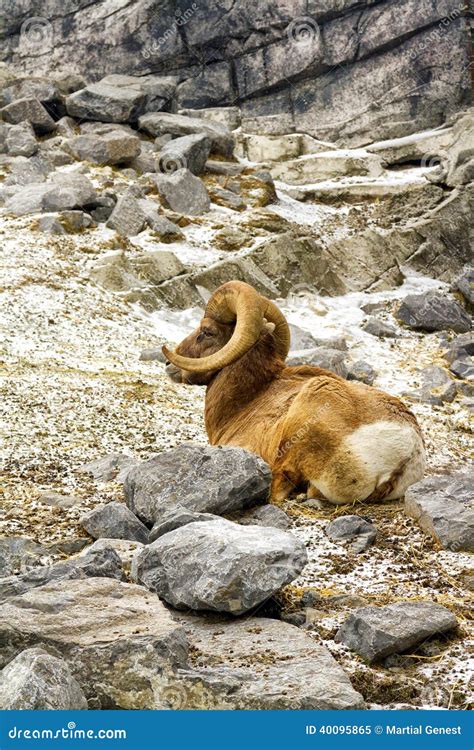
<box><xmin>345</xmin><ymin>420</ymin><xmax>425</xmax><ymax>497</ymax></box>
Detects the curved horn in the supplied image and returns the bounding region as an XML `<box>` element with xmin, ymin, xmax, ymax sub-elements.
<box><xmin>261</xmin><ymin>298</ymin><xmax>291</xmax><ymax>360</ymax></box>
<box><xmin>162</xmin><ymin>281</ymin><xmax>264</xmax><ymax>373</ymax></box>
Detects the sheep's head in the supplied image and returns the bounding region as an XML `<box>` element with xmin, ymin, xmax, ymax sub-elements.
<box><xmin>163</xmin><ymin>281</ymin><xmax>291</xmax><ymax>386</ymax></box>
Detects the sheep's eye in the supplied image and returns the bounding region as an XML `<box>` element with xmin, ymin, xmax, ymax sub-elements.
<box><xmin>197</xmin><ymin>329</ymin><xmax>213</xmax><ymax>343</ymax></box>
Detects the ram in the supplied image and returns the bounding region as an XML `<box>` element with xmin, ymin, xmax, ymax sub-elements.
<box><xmin>163</xmin><ymin>281</ymin><xmax>425</xmax><ymax>505</ymax></box>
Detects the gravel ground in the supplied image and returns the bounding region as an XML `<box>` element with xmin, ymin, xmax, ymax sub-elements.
<box><xmin>0</xmin><ymin>205</ymin><xmax>472</xmax><ymax>711</ymax></box>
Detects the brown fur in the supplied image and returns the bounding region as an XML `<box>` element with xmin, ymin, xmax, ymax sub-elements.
<box><xmin>166</xmin><ymin>317</ymin><xmax>424</xmax><ymax>504</ymax></box>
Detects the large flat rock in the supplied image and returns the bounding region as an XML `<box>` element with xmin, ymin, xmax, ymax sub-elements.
<box><xmin>169</xmin><ymin>614</ymin><xmax>364</xmax><ymax>710</ymax></box>
<box><xmin>0</xmin><ymin>577</ymin><xmax>188</xmax><ymax>709</ymax></box>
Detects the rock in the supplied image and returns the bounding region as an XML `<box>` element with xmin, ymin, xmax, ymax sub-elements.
<box><xmin>36</xmin><ymin>215</ymin><xmax>65</xmax><ymax>234</ymax></box>
<box><xmin>56</xmin><ymin>115</ymin><xmax>77</xmax><ymax>136</ymax></box>
<box><xmin>67</xmin><ymin>131</ymin><xmax>141</xmax><ymax>166</ymax></box>
<box><xmin>90</xmin><ymin>251</ymin><xmax>185</xmax><ymax>307</ymax></box>
<box><xmin>124</xmin><ymin>444</ymin><xmax>271</xmax><ymax>526</ymax></box>
<box><xmin>98</xmin><ymin>73</ymin><xmax>178</xmax><ymax>113</ymax></box>
<box><xmin>78</xmin><ymin>453</ymin><xmax>137</xmax><ymax>483</ymax></box>
<box><xmin>80</xmin><ymin>502</ymin><xmax>149</xmax><ymax>544</ymax></box>
<box><xmin>396</xmin><ymin>292</ymin><xmax>471</xmax><ymax>333</ymax></box>
<box><xmin>289</xmin><ymin>325</ymin><xmax>348</xmax><ymax>352</ymax></box>
<box><xmin>0</xmin><ymin>97</ymin><xmax>56</xmax><ymax>134</ymax></box>
<box><xmin>155</xmin><ymin>168</ymin><xmax>210</xmax><ymax>215</ymax></box>
<box><xmin>366</xmin><ymin>127</ymin><xmax>454</xmax><ymax>167</ymax></box>
<box><xmin>77</xmin><ymin>539</ymin><xmax>144</xmax><ymax>575</ymax></box>
<box><xmin>415</xmin><ymin>365</ymin><xmax>458</xmax><ymax>404</ymax></box>
<box><xmin>106</xmin><ymin>194</ymin><xmax>147</xmax><ymax>236</ymax></box>
<box><xmin>271</xmin><ymin>149</ymin><xmax>383</xmax><ymax>185</ymax></box>
<box><xmin>5</xmin><ymin>122</ymin><xmax>37</xmax><ymax>157</ymax></box>
<box><xmin>149</xmin><ymin>507</ymin><xmax>219</xmax><ymax>543</ymax></box>
<box><xmin>0</xmin><ymin>546</ymin><xmax>123</xmax><ymax>601</ymax></box>
<box><xmin>0</xmin><ymin>578</ymin><xmax>188</xmax><ymax>709</ymax></box>
<box><xmin>131</xmin><ymin>518</ymin><xmax>307</xmax><ymax>614</ymax></box>
<box><xmin>362</xmin><ymin>316</ymin><xmax>398</xmax><ymax>338</ymax></box>
<box><xmin>205</xmin><ymin>160</ymin><xmax>245</xmax><ymax>177</ymax></box>
<box><xmin>336</xmin><ymin>601</ymin><xmax>458</xmax><ymax>663</ymax></box>
<box><xmin>43</xmin><ymin>172</ymin><xmax>97</xmax><ymax>212</ymax></box>
<box><xmin>236</xmin><ymin>504</ymin><xmax>291</xmax><ymax>530</ymax></box>
<box><xmin>0</xmin><ymin>537</ymin><xmax>48</xmax><ymax>576</ymax></box>
<box><xmin>157</xmin><ymin>133</ymin><xmax>211</xmax><ymax>176</ymax></box>
<box><xmin>326</xmin><ymin>515</ymin><xmax>377</xmax><ymax>553</ymax></box>
<box><xmin>179</xmin><ymin>106</ymin><xmax>241</xmax><ymax>131</ymax></box>
<box><xmin>442</xmin><ymin>332</ymin><xmax>474</xmax><ymax>363</ymax></box>
<box><xmin>90</xmin><ymin>193</ymin><xmax>116</xmax><ymax>222</ymax></box>
<box><xmin>346</xmin><ymin>360</ymin><xmax>377</xmax><ymax>385</ymax></box>
<box><xmin>0</xmin><ymin>648</ymin><xmax>88</xmax><ymax>710</ymax></box>
<box><xmin>445</xmin><ymin>112</ymin><xmax>474</xmax><ymax>187</ymax></box>
<box><xmin>404</xmin><ymin>472</ymin><xmax>474</xmax><ymax>552</ymax></box>
<box><xmin>139</xmin><ymin>112</ymin><xmax>234</xmax><ymax>157</ymax></box>
<box><xmin>450</xmin><ymin>356</ymin><xmax>474</xmax><ymax>381</ymax></box>
<box><xmin>243</xmin><ymin>133</ymin><xmax>302</xmax><ymax>162</ymax></box>
<box><xmin>37</xmin><ymin>492</ymin><xmax>81</xmax><ymax>508</ymax></box>
<box><xmin>286</xmin><ymin>347</ymin><xmax>349</xmax><ymax>378</ymax></box>
<box><xmin>139</xmin><ymin>347</ymin><xmax>167</xmax><ymax>363</ymax></box>
<box><xmin>149</xmin><ymin>215</ymin><xmax>183</xmax><ymax>241</ymax></box>
<box><xmin>191</xmin><ymin>256</ymin><xmax>279</xmax><ymax>300</ymax></box>
<box><xmin>66</xmin><ymin>83</ymin><xmax>145</xmax><ymax>123</ymax></box>
<box><xmin>454</xmin><ymin>266</ymin><xmax>474</xmax><ymax>307</ymax></box>
<box><xmin>209</xmin><ymin>186</ymin><xmax>247</xmax><ymax>211</ymax></box>
<box><xmin>171</xmin><ymin>614</ymin><xmax>363</xmax><ymax>709</ymax></box>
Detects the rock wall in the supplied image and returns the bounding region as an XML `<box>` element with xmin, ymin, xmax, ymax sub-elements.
<box><xmin>0</xmin><ymin>0</ymin><xmax>471</xmax><ymax>145</ymax></box>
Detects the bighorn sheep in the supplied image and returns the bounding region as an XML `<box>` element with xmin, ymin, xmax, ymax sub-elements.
<box><xmin>163</xmin><ymin>281</ymin><xmax>425</xmax><ymax>505</ymax></box>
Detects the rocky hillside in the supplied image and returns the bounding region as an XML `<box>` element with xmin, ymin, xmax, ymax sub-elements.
<box><xmin>0</xmin><ymin>1</ymin><xmax>471</xmax><ymax>145</ymax></box>
<box><xmin>0</xmin><ymin>56</ymin><xmax>473</xmax><ymax>712</ymax></box>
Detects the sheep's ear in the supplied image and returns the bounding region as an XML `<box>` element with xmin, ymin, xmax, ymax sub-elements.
<box><xmin>263</xmin><ymin>319</ymin><xmax>276</xmax><ymax>333</ymax></box>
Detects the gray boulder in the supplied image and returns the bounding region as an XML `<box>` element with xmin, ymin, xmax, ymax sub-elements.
<box><xmin>78</xmin><ymin>452</ymin><xmax>137</xmax><ymax>483</ymax></box>
<box><xmin>454</xmin><ymin>266</ymin><xmax>474</xmax><ymax>307</ymax></box>
<box><xmin>289</xmin><ymin>326</ymin><xmax>348</xmax><ymax>352</ymax></box>
<box><xmin>0</xmin><ymin>578</ymin><xmax>189</xmax><ymax>709</ymax></box>
<box><xmin>36</xmin><ymin>215</ymin><xmax>65</xmax><ymax>234</ymax></box>
<box><xmin>0</xmin><ymin>546</ymin><xmax>123</xmax><ymax>601</ymax></box>
<box><xmin>407</xmin><ymin>365</ymin><xmax>458</xmax><ymax>405</ymax></box>
<box><xmin>396</xmin><ymin>292</ymin><xmax>471</xmax><ymax>333</ymax></box>
<box><xmin>78</xmin><ymin>539</ymin><xmax>144</xmax><ymax>576</ymax></box>
<box><xmin>80</xmin><ymin>502</ymin><xmax>149</xmax><ymax>544</ymax></box>
<box><xmin>404</xmin><ymin>472</ymin><xmax>474</xmax><ymax>552</ymax></box>
<box><xmin>326</xmin><ymin>515</ymin><xmax>377</xmax><ymax>553</ymax></box>
<box><xmin>158</xmin><ymin>133</ymin><xmax>211</xmax><ymax>176</ymax></box>
<box><xmin>336</xmin><ymin>601</ymin><xmax>457</xmax><ymax>663</ymax></box>
<box><xmin>131</xmin><ymin>518</ymin><xmax>307</xmax><ymax>614</ymax></box>
<box><xmin>66</xmin><ymin>83</ymin><xmax>145</xmax><ymax>123</ymax></box>
<box><xmin>0</xmin><ymin>97</ymin><xmax>56</xmax><ymax>134</ymax></box>
<box><xmin>346</xmin><ymin>360</ymin><xmax>377</xmax><ymax>385</ymax></box>
<box><xmin>362</xmin><ymin>316</ymin><xmax>398</xmax><ymax>338</ymax></box>
<box><xmin>170</xmin><ymin>613</ymin><xmax>364</xmax><ymax>709</ymax></box>
<box><xmin>210</xmin><ymin>186</ymin><xmax>247</xmax><ymax>211</ymax></box>
<box><xmin>286</xmin><ymin>347</ymin><xmax>349</xmax><ymax>377</ymax></box>
<box><xmin>442</xmin><ymin>332</ymin><xmax>474</xmax><ymax>363</ymax></box>
<box><xmin>450</xmin><ymin>355</ymin><xmax>474</xmax><ymax>381</ymax></box>
<box><xmin>236</xmin><ymin>504</ymin><xmax>291</xmax><ymax>530</ymax></box>
<box><xmin>106</xmin><ymin>194</ymin><xmax>147</xmax><ymax>236</ymax></box>
<box><xmin>155</xmin><ymin>168</ymin><xmax>210</xmax><ymax>215</ymax></box>
<box><xmin>0</xmin><ymin>536</ymin><xmax>49</xmax><ymax>576</ymax></box>
<box><xmin>139</xmin><ymin>112</ymin><xmax>234</xmax><ymax>157</ymax></box>
<box><xmin>124</xmin><ymin>444</ymin><xmax>271</xmax><ymax>526</ymax></box>
<box><xmin>5</xmin><ymin>122</ymin><xmax>37</xmax><ymax>156</ymax></box>
<box><xmin>0</xmin><ymin>648</ymin><xmax>88</xmax><ymax>710</ymax></box>
<box><xmin>67</xmin><ymin>131</ymin><xmax>141</xmax><ymax>165</ymax></box>
<box><xmin>149</xmin><ymin>507</ymin><xmax>219</xmax><ymax>542</ymax></box>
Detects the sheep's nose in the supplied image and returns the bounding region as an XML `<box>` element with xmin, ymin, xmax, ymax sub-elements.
<box><xmin>165</xmin><ymin>360</ymin><xmax>170</xmax><ymax>366</ymax></box>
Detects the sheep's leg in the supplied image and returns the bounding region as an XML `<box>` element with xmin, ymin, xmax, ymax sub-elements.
<box><xmin>270</xmin><ymin>471</ymin><xmax>298</xmax><ymax>503</ymax></box>
<box><xmin>306</xmin><ymin>484</ymin><xmax>324</xmax><ymax>500</ymax></box>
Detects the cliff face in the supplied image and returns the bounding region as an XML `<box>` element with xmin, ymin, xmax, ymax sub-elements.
<box><xmin>0</xmin><ymin>0</ymin><xmax>471</xmax><ymax>145</ymax></box>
